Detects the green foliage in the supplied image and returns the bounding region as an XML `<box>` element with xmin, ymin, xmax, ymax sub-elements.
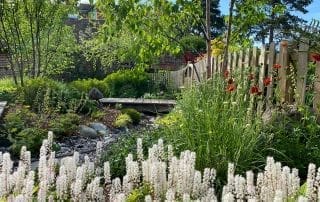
<box><xmin>48</xmin><ymin>113</ymin><xmax>80</xmax><ymax>138</ymax></box>
<box><xmin>305</xmin><ymin>62</ymin><xmax>316</xmax><ymax>107</ymax></box>
<box><xmin>69</xmin><ymin>78</ymin><xmax>109</xmax><ymax>96</ymax></box>
<box><xmin>0</xmin><ymin>0</ymin><xmax>78</xmax><ymax>84</ymax></box>
<box><xmin>104</xmin><ymin>68</ymin><xmax>149</xmax><ymax>98</ymax></box>
<box><xmin>18</xmin><ymin>77</ymin><xmax>60</xmax><ymax>111</ymax></box>
<box><xmin>155</xmin><ymin>110</ymin><xmax>182</xmax><ymax>127</ymax></box>
<box><xmin>114</xmin><ymin>114</ymin><xmax>132</xmax><ymax>128</ymax></box>
<box><xmin>233</xmin><ymin>0</ymin><xmax>312</xmax><ymax>43</ymax></box>
<box><xmin>101</xmin><ymin>130</ymin><xmax>163</xmax><ymax>178</ymax></box>
<box><xmin>121</xmin><ymin>108</ymin><xmax>141</xmax><ymax>124</ymax></box>
<box><xmin>0</xmin><ymin>77</ymin><xmax>17</xmax><ymax>103</ymax></box>
<box><xmin>88</xmin><ymin>0</ymin><xmax>202</xmax><ymax>67</ymax></box>
<box><xmin>260</xmin><ymin>107</ymin><xmax>320</xmax><ymax>179</ymax></box>
<box><xmin>10</xmin><ymin>127</ymin><xmax>47</xmax><ymax>156</ymax></box>
<box><xmin>127</xmin><ymin>183</ymin><xmax>153</xmax><ymax>202</ymax></box>
<box><xmin>18</xmin><ymin>77</ymin><xmax>97</xmax><ymax>114</ymax></box>
<box><xmin>153</xmin><ymin>75</ymin><xmax>264</xmax><ymax>186</ymax></box>
<box><xmin>90</xmin><ymin>110</ymin><xmax>106</xmax><ymax>120</ymax></box>
<box><xmin>4</xmin><ymin>106</ymin><xmax>37</xmax><ymax>135</ymax></box>
<box><xmin>179</xmin><ymin>35</ymin><xmax>206</xmax><ymax>54</ymax></box>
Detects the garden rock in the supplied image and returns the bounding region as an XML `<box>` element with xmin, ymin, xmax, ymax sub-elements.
<box><xmin>88</xmin><ymin>88</ymin><xmax>103</xmax><ymax>100</ymax></box>
<box><xmin>89</xmin><ymin>122</ymin><xmax>108</xmax><ymax>131</ymax></box>
<box><xmin>79</xmin><ymin>125</ymin><xmax>99</xmax><ymax>138</ymax></box>
<box><xmin>89</xmin><ymin>122</ymin><xmax>110</xmax><ymax>136</ymax></box>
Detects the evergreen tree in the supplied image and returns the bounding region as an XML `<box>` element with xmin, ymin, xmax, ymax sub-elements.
<box><xmin>233</xmin><ymin>0</ymin><xmax>313</xmax><ymax>44</ymax></box>
<box><xmin>194</xmin><ymin>0</ymin><xmax>225</xmax><ymax>39</ymax></box>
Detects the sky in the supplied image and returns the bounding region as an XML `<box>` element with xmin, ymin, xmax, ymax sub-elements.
<box><xmin>80</xmin><ymin>0</ymin><xmax>319</xmax><ymax>22</ymax></box>
<box><xmin>219</xmin><ymin>0</ymin><xmax>320</xmax><ymax>23</ymax></box>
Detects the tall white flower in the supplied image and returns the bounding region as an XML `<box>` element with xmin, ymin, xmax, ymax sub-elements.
<box><xmin>137</xmin><ymin>138</ymin><xmax>144</xmax><ymax>162</ymax></box>
<box><xmin>222</xmin><ymin>192</ymin><xmax>234</xmax><ymax>202</ymax></box>
<box><xmin>95</xmin><ymin>141</ymin><xmax>103</xmax><ymax>165</ymax></box>
<box><xmin>273</xmin><ymin>190</ymin><xmax>283</xmax><ymax>202</ymax></box>
<box><xmin>104</xmin><ymin>161</ymin><xmax>111</xmax><ymax>184</ymax></box>
<box><xmin>56</xmin><ymin>166</ymin><xmax>68</xmax><ymax>200</ymax></box>
<box><xmin>86</xmin><ymin>177</ymin><xmax>104</xmax><ymax>201</ymax></box>
<box><xmin>145</xmin><ymin>195</ymin><xmax>152</xmax><ymax>202</ymax></box>
<box><xmin>47</xmin><ymin>131</ymin><xmax>54</xmax><ymax>152</ymax></box>
<box><xmin>22</xmin><ymin>171</ymin><xmax>35</xmax><ymax>201</ymax></box>
<box><xmin>246</xmin><ymin>171</ymin><xmax>255</xmax><ymax>199</ymax></box>
<box><xmin>0</xmin><ymin>153</ymin><xmax>13</xmax><ymax>196</ymax></box>
<box><xmin>37</xmin><ymin>180</ymin><xmax>47</xmax><ymax>202</ymax></box>
<box><xmin>165</xmin><ymin>188</ymin><xmax>175</xmax><ymax>202</ymax></box>
<box><xmin>192</xmin><ymin>171</ymin><xmax>202</xmax><ymax>198</ymax></box>
<box><xmin>306</xmin><ymin>163</ymin><xmax>317</xmax><ymax>201</ymax></box>
<box><xmin>234</xmin><ymin>174</ymin><xmax>245</xmax><ymax>200</ymax></box>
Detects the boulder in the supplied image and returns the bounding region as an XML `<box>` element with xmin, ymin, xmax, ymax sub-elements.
<box><xmin>89</xmin><ymin>122</ymin><xmax>108</xmax><ymax>131</ymax></box>
<box><xmin>89</xmin><ymin>122</ymin><xmax>109</xmax><ymax>136</ymax></box>
<box><xmin>79</xmin><ymin>125</ymin><xmax>99</xmax><ymax>138</ymax></box>
<box><xmin>88</xmin><ymin>88</ymin><xmax>103</xmax><ymax>100</ymax></box>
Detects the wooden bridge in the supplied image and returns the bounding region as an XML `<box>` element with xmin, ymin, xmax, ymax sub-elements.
<box><xmin>99</xmin><ymin>98</ymin><xmax>176</xmax><ymax>113</ymax></box>
<box><xmin>0</xmin><ymin>101</ymin><xmax>7</xmax><ymax>119</ymax></box>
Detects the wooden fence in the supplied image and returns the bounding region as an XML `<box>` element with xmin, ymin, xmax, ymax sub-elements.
<box><xmin>212</xmin><ymin>39</ymin><xmax>320</xmax><ymax>113</ymax></box>
<box><xmin>151</xmin><ymin>39</ymin><xmax>320</xmax><ymax>113</ymax></box>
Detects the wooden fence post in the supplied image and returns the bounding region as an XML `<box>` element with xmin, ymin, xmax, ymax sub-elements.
<box><xmin>266</xmin><ymin>42</ymin><xmax>275</xmax><ymax>108</ymax></box>
<box><xmin>257</xmin><ymin>46</ymin><xmax>267</xmax><ymax>114</ymax></box>
<box><xmin>232</xmin><ymin>52</ymin><xmax>238</xmax><ymax>72</ymax></box>
<box><xmin>244</xmin><ymin>48</ymin><xmax>251</xmax><ymax>68</ymax></box>
<box><xmin>228</xmin><ymin>52</ymin><xmax>232</xmax><ymax>72</ymax></box>
<box><xmin>278</xmin><ymin>40</ymin><xmax>290</xmax><ymax>104</ymax></box>
<box><xmin>296</xmin><ymin>38</ymin><xmax>309</xmax><ymax>105</ymax></box>
<box><xmin>251</xmin><ymin>47</ymin><xmax>258</xmax><ymax>68</ymax></box>
<box><xmin>314</xmin><ymin>61</ymin><xmax>320</xmax><ymax>114</ymax></box>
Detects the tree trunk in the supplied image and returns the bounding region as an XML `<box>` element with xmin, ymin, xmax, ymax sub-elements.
<box><xmin>222</xmin><ymin>0</ymin><xmax>235</xmax><ymax>74</ymax></box>
<box><xmin>268</xmin><ymin>4</ymin><xmax>275</xmax><ymax>44</ymax></box>
<box><xmin>206</xmin><ymin>0</ymin><xmax>211</xmax><ymax>78</ymax></box>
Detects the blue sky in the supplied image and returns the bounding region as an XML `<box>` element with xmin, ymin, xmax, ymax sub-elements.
<box><xmin>81</xmin><ymin>0</ymin><xmax>319</xmax><ymax>22</ymax></box>
<box><xmin>219</xmin><ymin>0</ymin><xmax>320</xmax><ymax>23</ymax></box>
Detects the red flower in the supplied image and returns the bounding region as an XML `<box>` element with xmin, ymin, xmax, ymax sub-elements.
<box><xmin>248</xmin><ymin>73</ymin><xmax>255</xmax><ymax>81</ymax></box>
<box><xmin>226</xmin><ymin>83</ymin><xmax>236</xmax><ymax>92</ymax></box>
<box><xmin>250</xmin><ymin>85</ymin><xmax>260</xmax><ymax>95</ymax></box>
<box><xmin>273</xmin><ymin>64</ymin><xmax>281</xmax><ymax>69</ymax></box>
<box><xmin>263</xmin><ymin>77</ymin><xmax>272</xmax><ymax>86</ymax></box>
<box><xmin>224</xmin><ymin>70</ymin><xmax>229</xmax><ymax>78</ymax></box>
<box><xmin>312</xmin><ymin>54</ymin><xmax>320</xmax><ymax>62</ymax></box>
<box><xmin>227</xmin><ymin>78</ymin><xmax>234</xmax><ymax>84</ymax></box>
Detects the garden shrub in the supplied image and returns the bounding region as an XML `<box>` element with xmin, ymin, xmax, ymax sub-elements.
<box><xmin>260</xmin><ymin>106</ymin><xmax>320</xmax><ymax>179</ymax></box>
<box><xmin>104</xmin><ymin>68</ymin><xmax>149</xmax><ymax>98</ymax></box>
<box><xmin>0</xmin><ymin>77</ymin><xmax>17</xmax><ymax>103</ymax></box>
<box><xmin>4</xmin><ymin>105</ymin><xmax>38</xmax><ymax>135</ymax></box>
<box><xmin>69</xmin><ymin>78</ymin><xmax>109</xmax><ymax>96</ymax></box>
<box><xmin>17</xmin><ymin>77</ymin><xmax>97</xmax><ymax>114</ymax></box>
<box><xmin>121</xmin><ymin>108</ymin><xmax>141</xmax><ymax>124</ymax></box>
<box><xmin>179</xmin><ymin>35</ymin><xmax>206</xmax><ymax>54</ymax></box>
<box><xmin>114</xmin><ymin>113</ymin><xmax>132</xmax><ymax>128</ymax></box>
<box><xmin>48</xmin><ymin>113</ymin><xmax>80</xmax><ymax>138</ymax></box>
<box><xmin>18</xmin><ymin>77</ymin><xmax>60</xmax><ymax>111</ymax></box>
<box><xmin>101</xmin><ymin>130</ymin><xmax>164</xmax><ymax>178</ymax></box>
<box><xmin>9</xmin><ymin>127</ymin><xmax>47</xmax><ymax>156</ymax></box>
<box><xmin>90</xmin><ymin>110</ymin><xmax>106</xmax><ymax>120</ymax></box>
<box><xmin>155</xmin><ymin>109</ymin><xmax>182</xmax><ymax>127</ymax></box>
